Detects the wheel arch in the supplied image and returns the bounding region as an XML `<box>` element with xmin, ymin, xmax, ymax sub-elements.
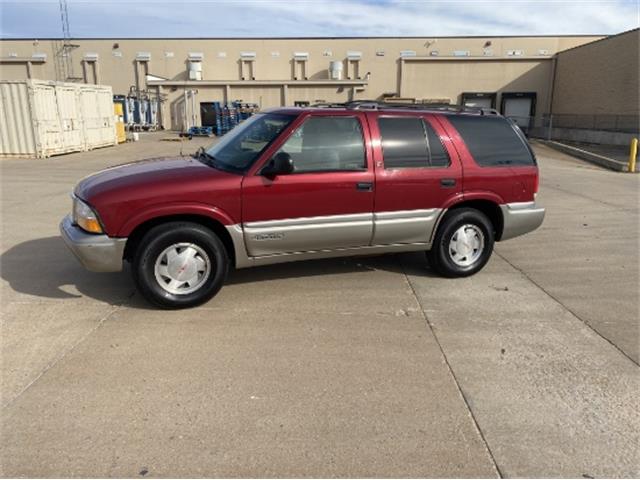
<box><xmin>437</xmin><ymin>198</ymin><xmax>504</xmax><ymax>241</ymax></box>
<box><xmin>123</xmin><ymin>214</ymin><xmax>236</xmax><ymax>266</ymax></box>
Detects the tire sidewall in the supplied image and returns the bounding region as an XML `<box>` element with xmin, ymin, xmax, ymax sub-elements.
<box><xmin>433</xmin><ymin>209</ymin><xmax>494</xmax><ymax>277</ymax></box>
<box><xmin>134</xmin><ymin>224</ymin><xmax>228</xmax><ymax>308</ymax></box>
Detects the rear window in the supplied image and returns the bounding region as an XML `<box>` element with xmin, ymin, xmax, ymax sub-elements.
<box><xmin>378</xmin><ymin>117</ymin><xmax>450</xmax><ymax>169</ymax></box>
<box><xmin>447</xmin><ymin>115</ymin><xmax>535</xmax><ymax>167</ymax></box>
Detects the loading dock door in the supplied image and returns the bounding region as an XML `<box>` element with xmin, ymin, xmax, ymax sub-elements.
<box><xmin>200</xmin><ymin>103</ymin><xmax>217</xmax><ymax>127</ymax></box>
<box><xmin>461</xmin><ymin>92</ymin><xmax>496</xmax><ymax>110</ymax></box>
<box><xmin>501</xmin><ymin>92</ymin><xmax>536</xmax><ymax>132</ymax></box>
<box><xmin>465</xmin><ymin>97</ymin><xmax>493</xmax><ymax>108</ymax></box>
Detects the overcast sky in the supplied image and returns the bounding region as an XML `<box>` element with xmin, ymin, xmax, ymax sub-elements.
<box><xmin>0</xmin><ymin>0</ymin><xmax>638</xmax><ymax>38</ymax></box>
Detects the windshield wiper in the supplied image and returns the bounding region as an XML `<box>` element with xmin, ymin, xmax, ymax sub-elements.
<box><xmin>194</xmin><ymin>146</ymin><xmax>221</xmax><ymax>168</ymax></box>
<box><xmin>194</xmin><ymin>147</ymin><xmax>240</xmax><ymax>174</ymax></box>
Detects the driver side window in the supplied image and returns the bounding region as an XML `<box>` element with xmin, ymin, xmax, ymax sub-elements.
<box><xmin>275</xmin><ymin>116</ymin><xmax>366</xmax><ymax>173</ymax></box>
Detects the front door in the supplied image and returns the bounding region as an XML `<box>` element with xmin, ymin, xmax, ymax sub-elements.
<box><xmin>242</xmin><ymin>112</ymin><xmax>375</xmax><ymax>257</ymax></box>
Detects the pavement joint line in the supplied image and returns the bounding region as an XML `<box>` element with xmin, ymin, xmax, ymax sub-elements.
<box><xmin>1</xmin><ymin>298</ymin><xmax>128</xmax><ymax>411</ymax></box>
<box><xmin>397</xmin><ymin>255</ymin><xmax>504</xmax><ymax>479</ymax></box>
<box><xmin>494</xmin><ymin>250</ymin><xmax>639</xmax><ymax>368</ymax></box>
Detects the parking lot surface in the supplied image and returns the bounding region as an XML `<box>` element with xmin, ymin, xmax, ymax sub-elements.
<box><xmin>1</xmin><ymin>135</ymin><xmax>638</xmax><ymax>477</ymax></box>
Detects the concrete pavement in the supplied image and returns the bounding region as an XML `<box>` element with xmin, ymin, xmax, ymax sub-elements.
<box><xmin>1</xmin><ymin>134</ymin><xmax>638</xmax><ymax>477</ymax></box>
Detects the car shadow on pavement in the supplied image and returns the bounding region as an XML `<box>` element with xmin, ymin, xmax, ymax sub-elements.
<box><xmin>1</xmin><ymin>236</ymin><xmax>437</xmax><ymax>308</ymax></box>
<box><xmin>226</xmin><ymin>250</ymin><xmax>437</xmax><ymax>286</ymax></box>
<box><xmin>0</xmin><ymin>236</ymin><xmax>135</xmax><ymax>305</ymax></box>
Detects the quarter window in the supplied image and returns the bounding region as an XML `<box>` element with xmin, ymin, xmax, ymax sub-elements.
<box><xmin>447</xmin><ymin>115</ymin><xmax>535</xmax><ymax>167</ymax></box>
<box><xmin>378</xmin><ymin>117</ymin><xmax>450</xmax><ymax>169</ymax></box>
<box><xmin>276</xmin><ymin>116</ymin><xmax>366</xmax><ymax>173</ymax></box>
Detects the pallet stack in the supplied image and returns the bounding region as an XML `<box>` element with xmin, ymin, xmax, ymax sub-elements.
<box><xmin>210</xmin><ymin>101</ymin><xmax>259</xmax><ymax>136</ymax></box>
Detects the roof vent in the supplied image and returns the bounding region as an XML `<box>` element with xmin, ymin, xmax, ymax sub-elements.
<box><xmin>453</xmin><ymin>50</ymin><xmax>470</xmax><ymax>57</ymax></box>
<box><xmin>293</xmin><ymin>52</ymin><xmax>309</xmax><ymax>60</ymax></box>
<box><xmin>83</xmin><ymin>52</ymin><xmax>99</xmax><ymax>61</ymax></box>
<box><xmin>136</xmin><ymin>52</ymin><xmax>151</xmax><ymax>61</ymax></box>
<box><xmin>346</xmin><ymin>50</ymin><xmax>362</xmax><ymax>60</ymax></box>
<box><xmin>240</xmin><ymin>51</ymin><xmax>256</xmax><ymax>59</ymax></box>
<box><xmin>506</xmin><ymin>50</ymin><xmax>525</xmax><ymax>56</ymax></box>
<box><xmin>400</xmin><ymin>50</ymin><xmax>417</xmax><ymax>58</ymax></box>
<box><xmin>31</xmin><ymin>52</ymin><xmax>47</xmax><ymax>60</ymax></box>
<box><xmin>188</xmin><ymin>52</ymin><xmax>204</xmax><ymax>61</ymax></box>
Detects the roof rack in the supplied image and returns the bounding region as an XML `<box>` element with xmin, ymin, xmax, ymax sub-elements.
<box><xmin>311</xmin><ymin>100</ymin><xmax>500</xmax><ymax>116</ymax></box>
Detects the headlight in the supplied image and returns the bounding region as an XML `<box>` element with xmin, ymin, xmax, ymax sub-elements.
<box><xmin>72</xmin><ymin>196</ymin><xmax>103</xmax><ymax>234</ymax></box>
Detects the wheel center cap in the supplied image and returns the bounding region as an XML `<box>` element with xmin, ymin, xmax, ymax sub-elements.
<box><xmin>168</xmin><ymin>258</ymin><xmax>196</xmax><ymax>280</ymax></box>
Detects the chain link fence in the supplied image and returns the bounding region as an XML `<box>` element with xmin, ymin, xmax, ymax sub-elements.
<box><xmin>506</xmin><ymin>113</ymin><xmax>639</xmax><ymax>145</ymax></box>
<box><xmin>541</xmin><ymin>114</ymin><xmax>639</xmax><ymax>134</ymax></box>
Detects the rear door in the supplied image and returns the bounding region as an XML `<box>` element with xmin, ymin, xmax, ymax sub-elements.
<box><xmin>242</xmin><ymin>111</ymin><xmax>375</xmax><ymax>257</ymax></box>
<box><xmin>370</xmin><ymin>112</ymin><xmax>462</xmax><ymax>245</ymax></box>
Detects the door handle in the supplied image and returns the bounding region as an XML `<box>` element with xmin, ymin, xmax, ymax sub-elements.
<box><xmin>356</xmin><ymin>182</ymin><xmax>374</xmax><ymax>192</ymax></box>
<box><xmin>440</xmin><ymin>178</ymin><xmax>456</xmax><ymax>188</ymax></box>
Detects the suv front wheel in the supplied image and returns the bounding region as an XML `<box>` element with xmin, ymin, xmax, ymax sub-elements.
<box><xmin>428</xmin><ymin>208</ymin><xmax>495</xmax><ymax>277</ymax></box>
<box><xmin>132</xmin><ymin>222</ymin><xmax>229</xmax><ymax>308</ymax></box>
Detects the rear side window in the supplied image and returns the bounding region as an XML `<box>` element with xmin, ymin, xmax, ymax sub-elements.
<box><xmin>378</xmin><ymin>117</ymin><xmax>451</xmax><ymax>169</ymax></box>
<box><xmin>447</xmin><ymin>115</ymin><xmax>535</xmax><ymax>167</ymax></box>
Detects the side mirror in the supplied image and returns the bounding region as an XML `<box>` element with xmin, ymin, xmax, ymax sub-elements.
<box><xmin>262</xmin><ymin>151</ymin><xmax>294</xmax><ymax>176</ymax></box>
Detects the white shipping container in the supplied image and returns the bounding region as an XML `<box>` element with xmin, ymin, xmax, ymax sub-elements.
<box><xmin>0</xmin><ymin>79</ymin><xmax>117</xmax><ymax>158</ymax></box>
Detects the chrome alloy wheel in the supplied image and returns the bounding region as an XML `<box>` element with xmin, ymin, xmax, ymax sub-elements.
<box><xmin>154</xmin><ymin>243</ymin><xmax>212</xmax><ymax>295</ymax></box>
<box><xmin>448</xmin><ymin>224</ymin><xmax>485</xmax><ymax>267</ymax></box>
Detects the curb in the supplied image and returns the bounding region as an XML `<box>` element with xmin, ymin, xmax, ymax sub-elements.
<box><xmin>537</xmin><ymin>140</ymin><xmax>634</xmax><ymax>173</ymax></box>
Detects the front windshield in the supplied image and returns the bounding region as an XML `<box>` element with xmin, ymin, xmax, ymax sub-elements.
<box><xmin>204</xmin><ymin>113</ymin><xmax>296</xmax><ymax>171</ymax></box>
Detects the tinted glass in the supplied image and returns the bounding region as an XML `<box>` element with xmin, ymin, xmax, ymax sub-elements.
<box><xmin>379</xmin><ymin>117</ymin><xmax>429</xmax><ymax>168</ymax></box>
<box><xmin>205</xmin><ymin>113</ymin><xmax>295</xmax><ymax>171</ymax></box>
<box><xmin>277</xmin><ymin>116</ymin><xmax>366</xmax><ymax>173</ymax></box>
<box><xmin>447</xmin><ymin>115</ymin><xmax>535</xmax><ymax>166</ymax></box>
<box><xmin>378</xmin><ymin>117</ymin><xmax>450</xmax><ymax>169</ymax></box>
<box><xmin>425</xmin><ymin>123</ymin><xmax>451</xmax><ymax>167</ymax></box>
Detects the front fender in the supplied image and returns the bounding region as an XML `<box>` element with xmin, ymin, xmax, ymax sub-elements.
<box><xmin>116</xmin><ymin>202</ymin><xmax>237</xmax><ymax>237</ymax></box>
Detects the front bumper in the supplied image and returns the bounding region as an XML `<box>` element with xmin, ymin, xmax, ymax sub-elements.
<box><xmin>59</xmin><ymin>215</ymin><xmax>127</xmax><ymax>272</ymax></box>
<box><xmin>500</xmin><ymin>201</ymin><xmax>545</xmax><ymax>241</ymax></box>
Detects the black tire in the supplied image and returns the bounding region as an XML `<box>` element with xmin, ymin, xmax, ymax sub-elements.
<box><xmin>132</xmin><ymin>222</ymin><xmax>229</xmax><ymax>309</ymax></box>
<box><xmin>427</xmin><ymin>208</ymin><xmax>495</xmax><ymax>278</ymax></box>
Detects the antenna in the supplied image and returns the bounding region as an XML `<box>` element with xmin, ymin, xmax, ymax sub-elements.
<box><xmin>55</xmin><ymin>0</ymin><xmax>81</xmax><ymax>82</ymax></box>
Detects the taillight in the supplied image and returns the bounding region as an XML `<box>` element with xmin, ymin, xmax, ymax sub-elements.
<box><xmin>534</xmin><ymin>170</ymin><xmax>540</xmax><ymax>194</ymax></box>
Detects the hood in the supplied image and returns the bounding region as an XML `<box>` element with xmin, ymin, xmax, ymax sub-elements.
<box><xmin>76</xmin><ymin>156</ymin><xmax>225</xmax><ymax>201</ymax></box>
<box><xmin>74</xmin><ymin>156</ymin><xmax>242</xmax><ymax>235</ymax></box>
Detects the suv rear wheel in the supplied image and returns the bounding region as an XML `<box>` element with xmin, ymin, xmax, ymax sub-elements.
<box><xmin>132</xmin><ymin>222</ymin><xmax>229</xmax><ymax>308</ymax></box>
<box><xmin>428</xmin><ymin>208</ymin><xmax>494</xmax><ymax>277</ymax></box>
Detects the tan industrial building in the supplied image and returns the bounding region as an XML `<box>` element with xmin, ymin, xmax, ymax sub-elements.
<box><xmin>1</xmin><ymin>30</ymin><xmax>637</xmax><ymax>136</ymax></box>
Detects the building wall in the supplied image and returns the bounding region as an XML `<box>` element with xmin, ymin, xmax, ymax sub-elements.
<box><xmin>552</xmin><ymin>29</ymin><xmax>639</xmax><ymax>115</ymax></box>
<box><xmin>0</xmin><ymin>35</ymin><xmax>602</xmax><ymax>129</ymax></box>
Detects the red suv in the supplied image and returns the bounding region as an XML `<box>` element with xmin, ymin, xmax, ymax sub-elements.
<box><xmin>60</xmin><ymin>102</ymin><xmax>544</xmax><ymax>308</ymax></box>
